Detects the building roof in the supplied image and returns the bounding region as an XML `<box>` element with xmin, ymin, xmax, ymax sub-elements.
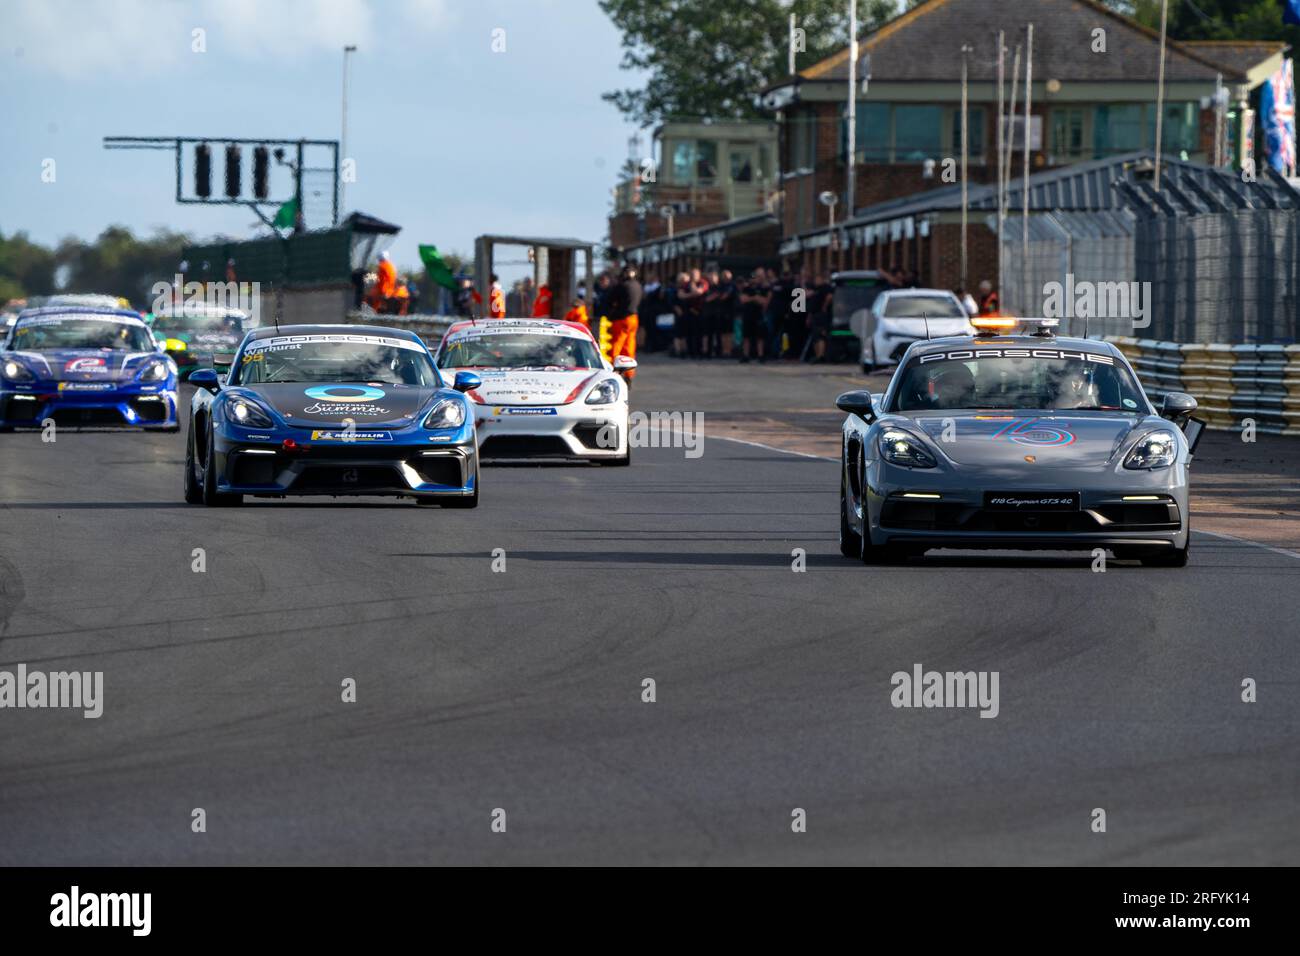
<box><xmin>796</xmin><ymin>0</ymin><xmax>1258</xmax><ymax>85</ymax></box>
<box><xmin>1181</xmin><ymin>40</ymin><xmax>1288</xmax><ymax>78</ymax></box>
<box><xmin>779</xmin><ymin>152</ymin><xmax>1298</xmax><ymax>253</ymax></box>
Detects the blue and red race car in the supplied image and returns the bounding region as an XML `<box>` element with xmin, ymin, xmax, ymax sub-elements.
<box><xmin>0</xmin><ymin>306</ymin><xmax>179</xmax><ymax>431</ymax></box>
<box><xmin>184</xmin><ymin>324</ymin><xmax>481</xmax><ymax>507</ymax></box>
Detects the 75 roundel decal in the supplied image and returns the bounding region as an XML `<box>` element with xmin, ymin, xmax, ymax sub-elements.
<box><xmin>993</xmin><ymin>418</ymin><xmax>1076</xmax><ymax>446</ymax></box>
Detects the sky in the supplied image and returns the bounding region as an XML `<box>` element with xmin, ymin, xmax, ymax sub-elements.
<box><xmin>0</xmin><ymin>0</ymin><xmax>645</xmax><ymax>282</ymax></box>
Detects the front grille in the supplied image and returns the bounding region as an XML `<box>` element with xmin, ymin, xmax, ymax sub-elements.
<box><xmin>294</xmin><ymin>465</ymin><xmax>399</xmax><ymax>491</ymax></box>
<box><xmin>879</xmin><ymin>497</ymin><xmax>1182</xmax><ymax>534</ymax></box>
<box><xmin>3</xmin><ymin>399</ymin><xmax>41</xmax><ymax>423</ymax></box>
<box><xmin>130</xmin><ymin>398</ymin><xmax>167</xmax><ymax>422</ymax></box>
<box><xmin>231</xmin><ymin>455</ymin><xmax>277</xmax><ymax>486</ymax></box>
<box><xmin>51</xmin><ymin>407</ymin><xmax>125</xmax><ymax>427</ymax></box>
<box><xmin>1093</xmin><ymin>501</ymin><xmax>1181</xmax><ymax>530</ymax></box>
<box><xmin>479</xmin><ymin>435</ymin><xmax>572</xmax><ymax>458</ymax></box>
<box><xmin>572</xmin><ymin>423</ymin><xmax>615</xmax><ymax>450</ymax></box>
<box><xmin>412</xmin><ymin>457</ymin><xmax>463</xmax><ymax>486</ymax></box>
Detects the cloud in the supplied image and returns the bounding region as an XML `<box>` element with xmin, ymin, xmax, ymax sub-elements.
<box><xmin>0</xmin><ymin>0</ymin><xmax>452</xmax><ymax>77</ymax></box>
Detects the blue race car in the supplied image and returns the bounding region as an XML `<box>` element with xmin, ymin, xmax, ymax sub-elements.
<box><xmin>0</xmin><ymin>306</ymin><xmax>180</xmax><ymax>431</ymax></box>
<box><xmin>184</xmin><ymin>324</ymin><xmax>481</xmax><ymax>507</ymax></box>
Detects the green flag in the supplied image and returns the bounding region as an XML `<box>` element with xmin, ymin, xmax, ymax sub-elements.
<box><xmin>273</xmin><ymin>197</ymin><xmax>299</xmax><ymax>230</ymax></box>
<box><xmin>419</xmin><ymin>244</ymin><xmax>459</xmax><ymax>293</ymax></box>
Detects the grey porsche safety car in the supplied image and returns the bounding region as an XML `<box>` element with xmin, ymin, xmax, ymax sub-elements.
<box><xmin>836</xmin><ymin>317</ymin><xmax>1203</xmax><ymax>566</ymax></box>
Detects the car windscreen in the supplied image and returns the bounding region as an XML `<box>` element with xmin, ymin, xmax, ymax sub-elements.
<box><xmin>11</xmin><ymin>316</ymin><xmax>155</xmax><ymax>352</ymax></box>
<box><xmin>437</xmin><ymin>332</ymin><xmax>603</xmax><ymax>370</ymax></box>
<box><xmin>891</xmin><ymin>349</ymin><xmax>1148</xmax><ymax>413</ymax></box>
<box><xmin>882</xmin><ymin>295</ymin><xmax>965</xmax><ymax>319</ymax></box>
<box><xmin>151</xmin><ymin>311</ymin><xmax>245</xmax><ymax>334</ymax></box>
<box><xmin>233</xmin><ymin>334</ymin><xmax>439</xmax><ymax>387</ymax></box>
<box><xmin>832</xmin><ymin>280</ymin><xmax>888</xmax><ymax>327</ymax></box>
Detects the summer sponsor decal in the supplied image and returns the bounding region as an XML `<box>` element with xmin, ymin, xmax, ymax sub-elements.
<box><xmin>300</xmin><ymin>385</ymin><xmax>390</xmax><ymax>417</ymax></box>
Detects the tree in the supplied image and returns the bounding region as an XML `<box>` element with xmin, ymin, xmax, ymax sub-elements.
<box><xmin>56</xmin><ymin>226</ymin><xmax>190</xmax><ymax>307</ymax></box>
<box><xmin>599</xmin><ymin>0</ymin><xmax>898</xmax><ymax>125</ymax></box>
<box><xmin>0</xmin><ymin>231</ymin><xmax>59</xmax><ymax>300</ymax></box>
<box><xmin>1102</xmin><ymin>0</ymin><xmax>1300</xmax><ymax>48</ymax></box>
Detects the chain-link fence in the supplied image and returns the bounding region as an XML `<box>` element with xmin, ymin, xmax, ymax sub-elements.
<box><xmin>998</xmin><ymin>210</ymin><xmax>1137</xmax><ymax>338</ymax></box>
<box><xmin>1136</xmin><ymin>209</ymin><xmax>1300</xmax><ymax>344</ymax></box>
<box><xmin>999</xmin><ymin>206</ymin><xmax>1300</xmax><ymax>344</ymax></box>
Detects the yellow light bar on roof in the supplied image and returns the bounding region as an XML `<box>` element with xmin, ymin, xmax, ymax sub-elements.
<box><xmin>971</xmin><ymin>316</ymin><xmax>1018</xmax><ymax>331</ymax></box>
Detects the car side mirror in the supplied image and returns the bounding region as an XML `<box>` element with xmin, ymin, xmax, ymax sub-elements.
<box><xmin>836</xmin><ymin>389</ymin><xmax>876</xmax><ymax>423</ymax></box>
<box><xmin>1160</xmin><ymin>391</ymin><xmax>1197</xmax><ymax>423</ymax></box>
<box><xmin>613</xmin><ymin>355</ymin><xmax>638</xmax><ymax>373</ymax></box>
<box><xmin>1182</xmin><ymin>417</ymin><xmax>1205</xmax><ymax>457</ymax></box>
<box><xmin>453</xmin><ymin>371</ymin><xmax>482</xmax><ymax>393</ymax></box>
<box><xmin>189</xmin><ymin>367</ymin><xmax>220</xmax><ymax>391</ymax></box>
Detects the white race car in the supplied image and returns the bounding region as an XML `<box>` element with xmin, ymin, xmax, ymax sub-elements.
<box><xmin>434</xmin><ymin>318</ymin><xmax>634</xmax><ymax>464</ymax></box>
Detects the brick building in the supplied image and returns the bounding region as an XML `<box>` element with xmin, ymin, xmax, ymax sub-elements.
<box><xmin>613</xmin><ymin>0</ymin><xmax>1289</xmax><ymax>293</ymax></box>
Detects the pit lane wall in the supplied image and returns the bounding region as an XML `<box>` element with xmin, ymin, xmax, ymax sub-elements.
<box><xmin>1107</xmin><ymin>337</ymin><xmax>1300</xmax><ymax>435</ymax></box>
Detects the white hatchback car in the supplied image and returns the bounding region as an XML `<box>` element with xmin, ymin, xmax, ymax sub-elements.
<box><xmin>434</xmin><ymin>318</ymin><xmax>634</xmax><ymax>465</ymax></box>
<box><xmin>860</xmin><ymin>288</ymin><xmax>975</xmax><ymax>372</ymax></box>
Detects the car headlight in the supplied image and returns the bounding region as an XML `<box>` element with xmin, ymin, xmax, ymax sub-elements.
<box><xmin>424</xmin><ymin>398</ymin><xmax>466</xmax><ymax>429</ymax></box>
<box><xmin>140</xmin><ymin>360</ymin><xmax>172</xmax><ymax>382</ymax></box>
<box><xmin>585</xmin><ymin>378</ymin><xmax>620</xmax><ymax>405</ymax></box>
<box><xmin>2</xmin><ymin>359</ymin><xmax>35</xmax><ymax>383</ymax></box>
<box><xmin>1124</xmin><ymin>430</ymin><xmax>1178</xmax><ymax>469</ymax></box>
<box><xmin>878</xmin><ymin>427</ymin><xmax>937</xmax><ymax>468</ymax></box>
<box><xmin>225</xmin><ymin>396</ymin><xmax>274</xmax><ymax>428</ymax></box>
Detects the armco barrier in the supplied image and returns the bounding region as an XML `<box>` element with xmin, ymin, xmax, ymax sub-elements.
<box><xmin>340</xmin><ymin>311</ymin><xmax>455</xmax><ymax>349</ymax></box>
<box><xmin>1108</xmin><ymin>336</ymin><xmax>1300</xmax><ymax>436</ymax></box>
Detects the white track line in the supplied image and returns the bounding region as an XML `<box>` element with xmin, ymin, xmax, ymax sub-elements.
<box><xmin>703</xmin><ymin>433</ymin><xmax>837</xmax><ymax>461</ymax></box>
<box><xmin>1193</xmin><ymin>528</ymin><xmax>1300</xmax><ymax>562</ymax></box>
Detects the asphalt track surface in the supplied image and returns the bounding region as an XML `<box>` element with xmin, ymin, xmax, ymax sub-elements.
<box><xmin>1</xmin><ymin>368</ymin><xmax>1297</xmax><ymax>865</ymax></box>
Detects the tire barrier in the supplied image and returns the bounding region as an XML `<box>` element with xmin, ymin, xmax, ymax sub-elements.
<box><xmin>1108</xmin><ymin>336</ymin><xmax>1300</xmax><ymax>436</ymax></box>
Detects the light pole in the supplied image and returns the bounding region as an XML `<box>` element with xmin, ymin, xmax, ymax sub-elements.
<box><xmin>341</xmin><ymin>44</ymin><xmax>357</xmax><ymax>215</ymax></box>
<box><xmin>846</xmin><ymin>0</ymin><xmax>857</xmax><ymax>217</ymax></box>
<box><xmin>659</xmin><ymin>205</ymin><xmax>675</xmax><ymax>238</ymax></box>
<box><xmin>1153</xmin><ymin>0</ymin><xmax>1169</xmax><ymax>189</ymax></box>
<box><xmin>960</xmin><ymin>43</ymin><xmax>972</xmax><ymax>290</ymax></box>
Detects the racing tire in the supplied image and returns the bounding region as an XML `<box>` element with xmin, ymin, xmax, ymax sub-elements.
<box><xmin>1140</xmin><ymin>540</ymin><xmax>1190</xmax><ymax>567</ymax></box>
<box><xmin>201</xmin><ymin>425</ymin><xmax>242</xmax><ymax>507</ymax></box>
<box><xmin>183</xmin><ymin>424</ymin><xmax>203</xmax><ymax>504</ymax></box>
<box><xmin>440</xmin><ymin>465</ymin><xmax>479</xmax><ymax>509</ymax></box>
<box><xmin>839</xmin><ymin>470</ymin><xmax>862</xmax><ymax>559</ymax></box>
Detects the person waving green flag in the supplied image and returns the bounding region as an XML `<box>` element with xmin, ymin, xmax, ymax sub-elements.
<box><xmin>419</xmin><ymin>245</ymin><xmax>460</xmax><ymax>292</ymax></box>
